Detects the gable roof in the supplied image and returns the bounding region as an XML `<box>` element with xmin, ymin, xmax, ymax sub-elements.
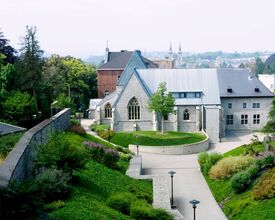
<box><xmin>97</xmin><ymin>51</ymin><xmax>134</xmax><ymax>70</ymax></box>
<box><xmin>217</xmin><ymin>69</ymin><xmax>274</xmax><ymax>97</ymax></box>
<box><xmin>136</xmin><ymin>69</ymin><xmax>221</xmax><ymax>105</ymax></box>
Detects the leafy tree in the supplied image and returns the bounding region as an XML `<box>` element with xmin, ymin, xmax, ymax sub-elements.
<box><xmin>15</xmin><ymin>26</ymin><xmax>44</xmax><ymax>112</ymax></box>
<box><xmin>0</xmin><ymin>31</ymin><xmax>17</xmax><ymax>64</ymax></box>
<box><xmin>2</xmin><ymin>91</ymin><xmax>36</xmax><ymax>127</ymax></box>
<box><xmin>255</xmin><ymin>58</ymin><xmax>265</xmax><ymax>76</ymax></box>
<box><xmin>148</xmin><ymin>82</ymin><xmax>175</xmax><ymax>134</ymax></box>
<box><xmin>262</xmin><ymin>98</ymin><xmax>275</xmax><ymax>134</ymax></box>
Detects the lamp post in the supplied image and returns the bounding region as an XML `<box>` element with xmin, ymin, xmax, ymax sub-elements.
<box><xmin>168</xmin><ymin>171</ymin><xmax>176</xmax><ymax>209</ymax></box>
<box><xmin>136</xmin><ymin>135</ymin><xmax>139</xmax><ymax>155</ymax></box>
<box><xmin>189</xmin><ymin>199</ymin><xmax>200</xmax><ymax>220</ymax></box>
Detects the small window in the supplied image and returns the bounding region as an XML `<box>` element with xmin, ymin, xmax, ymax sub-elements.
<box><xmin>172</xmin><ymin>93</ymin><xmax>180</xmax><ymax>98</ymax></box>
<box><xmin>252</xmin><ymin>103</ymin><xmax>260</xmax><ymax>108</ymax></box>
<box><xmin>128</xmin><ymin>97</ymin><xmax>140</xmax><ymax>120</ymax></box>
<box><xmin>104</xmin><ymin>90</ymin><xmax>109</xmax><ymax>96</ymax></box>
<box><xmin>226</xmin><ymin>115</ymin><xmax>233</xmax><ymax>125</ymax></box>
<box><xmin>254</xmin><ymin>88</ymin><xmax>260</xmax><ymax>92</ymax></box>
<box><xmin>228</xmin><ymin>103</ymin><xmax>232</xmax><ymax>109</ymax></box>
<box><xmin>186</xmin><ymin>92</ymin><xmax>195</xmax><ymax>98</ymax></box>
<box><xmin>195</xmin><ymin>92</ymin><xmax>201</xmax><ymax>98</ymax></box>
<box><xmin>117</xmin><ymin>75</ymin><xmax>120</xmax><ymax>82</ymax></box>
<box><xmin>227</xmin><ymin>88</ymin><xmax>233</xmax><ymax>93</ymax></box>
<box><xmin>163</xmin><ymin>114</ymin><xmax>168</xmax><ymax>121</ymax></box>
<box><xmin>180</xmin><ymin>92</ymin><xmax>186</xmax><ymax>98</ymax></box>
<box><xmin>253</xmin><ymin>114</ymin><xmax>260</xmax><ymax>124</ymax></box>
<box><xmin>243</xmin><ymin>103</ymin><xmax>246</xmax><ymax>108</ymax></box>
<box><xmin>183</xmin><ymin>109</ymin><xmax>190</xmax><ymax>120</ymax></box>
<box><xmin>241</xmin><ymin>114</ymin><xmax>248</xmax><ymax>124</ymax></box>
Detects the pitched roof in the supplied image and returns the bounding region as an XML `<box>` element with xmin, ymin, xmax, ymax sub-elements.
<box><xmin>88</xmin><ymin>99</ymin><xmax>102</xmax><ymax>110</ymax></box>
<box><xmin>97</xmin><ymin>51</ymin><xmax>134</xmax><ymax>70</ymax></box>
<box><xmin>0</xmin><ymin>122</ymin><xmax>26</xmax><ymax>136</ymax></box>
<box><xmin>217</xmin><ymin>68</ymin><xmax>274</xmax><ymax>97</ymax></box>
<box><xmin>136</xmin><ymin>69</ymin><xmax>221</xmax><ymax>105</ymax></box>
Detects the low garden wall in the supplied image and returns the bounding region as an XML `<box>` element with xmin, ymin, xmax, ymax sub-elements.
<box><xmin>129</xmin><ymin>132</ymin><xmax>209</xmax><ymax>155</ymax></box>
<box><xmin>0</xmin><ymin>108</ymin><xmax>71</xmax><ymax>188</ymax></box>
<box><xmin>126</xmin><ymin>156</ymin><xmax>184</xmax><ymax>220</ymax></box>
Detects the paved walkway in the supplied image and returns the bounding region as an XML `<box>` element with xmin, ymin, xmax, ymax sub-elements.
<box><xmin>141</xmin><ymin>131</ymin><xmax>265</xmax><ymax>220</ymax></box>
<box><xmin>80</xmin><ymin>120</ymin><xmax>264</xmax><ymax>220</ymax></box>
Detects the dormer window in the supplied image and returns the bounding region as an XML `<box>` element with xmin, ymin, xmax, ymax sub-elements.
<box><xmin>254</xmin><ymin>88</ymin><xmax>260</xmax><ymax>93</ymax></box>
<box><xmin>227</xmin><ymin>88</ymin><xmax>233</xmax><ymax>93</ymax></box>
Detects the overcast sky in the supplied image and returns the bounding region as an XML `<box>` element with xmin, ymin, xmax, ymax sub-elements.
<box><xmin>1</xmin><ymin>0</ymin><xmax>275</xmax><ymax>58</ymax></box>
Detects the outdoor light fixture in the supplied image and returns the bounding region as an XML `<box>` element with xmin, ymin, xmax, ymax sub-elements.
<box><xmin>168</xmin><ymin>171</ymin><xmax>176</xmax><ymax>209</ymax></box>
<box><xmin>189</xmin><ymin>199</ymin><xmax>200</xmax><ymax>220</ymax></box>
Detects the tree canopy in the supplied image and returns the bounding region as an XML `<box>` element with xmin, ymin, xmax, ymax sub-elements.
<box><xmin>148</xmin><ymin>82</ymin><xmax>175</xmax><ymax>133</ymax></box>
<box><xmin>262</xmin><ymin>98</ymin><xmax>275</xmax><ymax>134</ymax></box>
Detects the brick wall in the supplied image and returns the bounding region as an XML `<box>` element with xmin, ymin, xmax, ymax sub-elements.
<box><xmin>97</xmin><ymin>69</ymin><xmax>123</xmax><ymax>98</ymax></box>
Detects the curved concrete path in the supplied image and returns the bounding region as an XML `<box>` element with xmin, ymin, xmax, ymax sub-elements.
<box><xmin>141</xmin><ymin>131</ymin><xmax>265</xmax><ymax>220</ymax></box>
<box><xmin>81</xmin><ymin>120</ymin><xmax>264</xmax><ymax>220</ymax></box>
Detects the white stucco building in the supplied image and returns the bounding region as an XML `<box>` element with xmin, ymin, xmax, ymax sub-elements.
<box><xmin>90</xmin><ymin>51</ymin><xmax>274</xmax><ymax>144</ymax></box>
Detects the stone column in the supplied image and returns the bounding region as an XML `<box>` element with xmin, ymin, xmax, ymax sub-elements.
<box><xmin>173</xmin><ymin>107</ymin><xmax>178</xmax><ymax>131</ymax></box>
<box><xmin>95</xmin><ymin>107</ymin><xmax>101</xmax><ymax>124</ymax></box>
<box><xmin>111</xmin><ymin>108</ymin><xmax>115</xmax><ymax>130</ymax></box>
<box><xmin>152</xmin><ymin>111</ymin><xmax>158</xmax><ymax>131</ymax></box>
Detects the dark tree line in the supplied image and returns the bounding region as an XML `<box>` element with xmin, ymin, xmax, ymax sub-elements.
<box><xmin>0</xmin><ymin>26</ymin><xmax>97</xmax><ymax>128</ymax></box>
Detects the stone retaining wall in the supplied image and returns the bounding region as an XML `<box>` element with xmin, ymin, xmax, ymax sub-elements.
<box><xmin>0</xmin><ymin>109</ymin><xmax>71</xmax><ymax>188</ymax></box>
<box><xmin>129</xmin><ymin>132</ymin><xmax>209</xmax><ymax>155</ymax></box>
<box><xmin>126</xmin><ymin>156</ymin><xmax>184</xmax><ymax>220</ymax></box>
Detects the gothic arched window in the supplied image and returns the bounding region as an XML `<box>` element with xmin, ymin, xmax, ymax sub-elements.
<box><xmin>183</xmin><ymin>109</ymin><xmax>190</xmax><ymax>120</ymax></box>
<box><xmin>128</xmin><ymin>97</ymin><xmax>140</xmax><ymax>120</ymax></box>
<box><xmin>104</xmin><ymin>103</ymin><xmax>112</xmax><ymax>118</ymax></box>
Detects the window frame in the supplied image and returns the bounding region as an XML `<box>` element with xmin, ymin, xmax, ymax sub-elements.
<box><xmin>128</xmin><ymin>97</ymin><xmax>141</xmax><ymax>120</ymax></box>
<box><xmin>183</xmin><ymin>109</ymin><xmax>190</xmax><ymax>121</ymax></box>
<box><xmin>253</xmin><ymin>114</ymin><xmax>260</xmax><ymax>124</ymax></box>
<box><xmin>228</xmin><ymin>103</ymin><xmax>232</xmax><ymax>109</ymax></box>
<box><xmin>241</xmin><ymin>114</ymin><xmax>248</xmax><ymax>125</ymax></box>
<box><xmin>104</xmin><ymin>103</ymin><xmax>112</xmax><ymax>118</ymax></box>
<box><xmin>226</xmin><ymin>115</ymin><xmax>233</xmax><ymax>125</ymax></box>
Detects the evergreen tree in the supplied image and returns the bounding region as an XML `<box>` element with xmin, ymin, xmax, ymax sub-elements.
<box><xmin>148</xmin><ymin>82</ymin><xmax>175</xmax><ymax>134</ymax></box>
<box><xmin>0</xmin><ymin>31</ymin><xmax>17</xmax><ymax>64</ymax></box>
<box><xmin>262</xmin><ymin>98</ymin><xmax>275</xmax><ymax>134</ymax></box>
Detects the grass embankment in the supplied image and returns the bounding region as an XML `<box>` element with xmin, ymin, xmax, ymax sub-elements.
<box><xmin>49</xmin><ymin>132</ymin><xmax>153</xmax><ymax>220</ymax></box>
<box><xmin>111</xmin><ymin>131</ymin><xmax>206</xmax><ymax>147</ymax></box>
<box><xmin>0</xmin><ymin>132</ymin><xmax>23</xmax><ymax>163</ymax></box>
<box><xmin>204</xmin><ymin>144</ymin><xmax>275</xmax><ymax>220</ymax></box>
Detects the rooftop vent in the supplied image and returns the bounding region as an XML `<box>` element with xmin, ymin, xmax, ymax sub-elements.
<box><xmin>255</xmin><ymin>88</ymin><xmax>260</xmax><ymax>93</ymax></box>
<box><xmin>227</xmin><ymin>88</ymin><xmax>233</xmax><ymax>93</ymax></box>
<box><xmin>120</xmin><ymin>50</ymin><xmax>127</xmax><ymax>52</ymax></box>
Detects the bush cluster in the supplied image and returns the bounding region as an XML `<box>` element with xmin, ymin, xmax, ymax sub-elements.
<box><xmin>209</xmin><ymin>155</ymin><xmax>254</xmax><ymax>180</ymax></box>
<box><xmin>230</xmin><ymin>164</ymin><xmax>260</xmax><ymax>193</ymax></box>
<box><xmin>252</xmin><ymin>168</ymin><xmax>275</xmax><ymax>200</ymax></box>
<box><xmin>198</xmin><ymin>152</ymin><xmax>223</xmax><ymax>175</ymax></box>
<box><xmin>36</xmin><ymin>132</ymin><xmax>89</xmax><ymax>173</ymax></box>
<box><xmin>83</xmin><ymin>141</ymin><xmax>120</xmax><ymax>169</ymax></box>
<box><xmin>68</xmin><ymin>125</ymin><xmax>86</xmax><ymax>136</ymax></box>
<box><xmin>106</xmin><ymin>193</ymin><xmax>173</xmax><ymax>220</ymax></box>
<box><xmin>90</xmin><ymin>124</ymin><xmax>110</xmax><ymax>133</ymax></box>
<box><xmin>98</xmin><ymin>129</ymin><xmax>115</xmax><ymax>140</ymax></box>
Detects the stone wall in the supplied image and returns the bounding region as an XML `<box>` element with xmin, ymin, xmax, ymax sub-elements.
<box><xmin>129</xmin><ymin>132</ymin><xmax>209</xmax><ymax>155</ymax></box>
<box><xmin>0</xmin><ymin>108</ymin><xmax>71</xmax><ymax>188</ymax></box>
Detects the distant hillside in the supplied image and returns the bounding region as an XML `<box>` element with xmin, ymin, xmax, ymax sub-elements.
<box><xmin>85</xmin><ymin>55</ymin><xmax>104</xmax><ymax>67</ymax></box>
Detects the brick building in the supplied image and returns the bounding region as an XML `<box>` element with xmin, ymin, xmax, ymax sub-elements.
<box><xmin>97</xmin><ymin>48</ymin><xmax>157</xmax><ymax>98</ymax></box>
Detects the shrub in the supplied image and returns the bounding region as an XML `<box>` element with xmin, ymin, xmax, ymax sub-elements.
<box><xmin>256</xmin><ymin>155</ymin><xmax>274</xmax><ymax>169</ymax></box>
<box><xmin>44</xmin><ymin>200</ymin><xmax>65</xmax><ymax>211</ymax></box>
<box><xmin>68</xmin><ymin>125</ymin><xmax>86</xmax><ymax>136</ymax></box>
<box><xmin>90</xmin><ymin>124</ymin><xmax>110</xmax><ymax>133</ymax></box>
<box><xmin>0</xmin><ymin>133</ymin><xmax>22</xmax><ymax>159</ymax></box>
<box><xmin>70</xmin><ymin>118</ymin><xmax>80</xmax><ymax>126</ymax></box>
<box><xmin>36</xmin><ymin>132</ymin><xmax>89</xmax><ymax>173</ymax></box>
<box><xmin>198</xmin><ymin>152</ymin><xmax>223</xmax><ymax>174</ymax></box>
<box><xmin>209</xmin><ymin>155</ymin><xmax>254</xmax><ymax>180</ymax></box>
<box><xmin>130</xmin><ymin>200</ymin><xmax>173</xmax><ymax>220</ymax></box>
<box><xmin>230</xmin><ymin>164</ymin><xmax>260</xmax><ymax>193</ymax></box>
<box><xmin>98</xmin><ymin>129</ymin><xmax>115</xmax><ymax>140</ymax></box>
<box><xmin>106</xmin><ymin>192</ymin><xmax>136</xmax><ymax>215</ymax></box>
<box><xmin>127</xmin><ymin>185</ymin><xmax>153</xmax><ymax>204</ymax></box>
<box><xmin>34</xmin><ymin>168</ymin><xmax>71</xmax><ymax>202</ymax></box>
<box><xmin>252</xmin><ymin>168</ymin><xmax>275</xmax><ymax>200</ymax></box>
<box><xmin>83</xmin><ymin>141</ymin><xmax>120</xmax><ymax>169</ymax></box>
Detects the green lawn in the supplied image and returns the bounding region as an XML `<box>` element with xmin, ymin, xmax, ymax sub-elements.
<box><xmin>0</xmin><ymin>132</ymin><xmax>23</xmax><ymax>162</ymax></box>
<box><xmin>48</xmin><ymin>132</ymin><xmax>153</xmax><ymax>220</ymax></box>
<box><xmin>204</xmin><ymin>143</ymin><xmax>275</xmax><ymax>220</ymax></box>
<box><xmin>110</xmin><ymin>131</ymin><xmax>206</xmax><ymax>147</ymax></box>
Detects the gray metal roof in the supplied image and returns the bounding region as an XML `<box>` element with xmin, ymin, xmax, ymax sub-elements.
<box><xmin>89</xmin><ymin>99</ymin><xmax>102</xmax><ymax>110</ymax></box>
<box><xmin>136</xmin><ymin>69</ymin><xmax>221</xmax><ymax>105</ymax></box>
<box><xmin>97</xmin><ymin>51</ymin><xmax>134</xmax><ymax>69</ymax></box>
<box><xmin>0</xmin><ymin>122</ymin><xmax>26</xmax><ymax>136</ymax></box>
<box><xmin>217</xmin><ymin>69</ymin><xmax>274</xmax><ymax>97</ymax></box>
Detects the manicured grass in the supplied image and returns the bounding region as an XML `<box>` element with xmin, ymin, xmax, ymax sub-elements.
<box><xmin>223</xmin><ymin>143</ymin><xmax>264</xmax><ymax>157</ymax></box>
<box><xmin>0</xmin><ymin>132</ymin><xmax>23</xmax><ymax>162</ymax></box>
<box><xmin>203</xmin><ymin>142</ymin><xmax>275</xmax><ymax>220</ymax></box>
<box><xmin>49</xmin><ymin>160</ymin><xmax>153</xmax><ymax>220</ymax></box>
<box><xmin>110</xmin><ymin>131</ymin><xmax>206</xmax><ymax>147</ymax></box>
